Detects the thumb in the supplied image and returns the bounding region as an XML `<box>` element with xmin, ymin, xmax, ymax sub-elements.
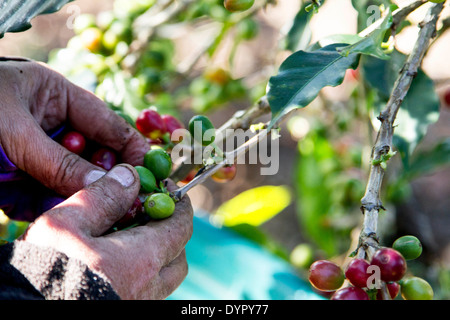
<box><xmin>48</xmin><ymin>164</ymin><xmax>140</xmax><ymax>237</ymax></box>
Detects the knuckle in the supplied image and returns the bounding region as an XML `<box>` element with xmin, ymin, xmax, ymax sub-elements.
<box><xmin>52</xmin><ymin>152</ymin><xmax>82</xmax><ymax>193</ymax></box>
<box><xmin>87</xmin><ymin>183</ymin><xmax>128</xmax><ymax>222</ymax></box>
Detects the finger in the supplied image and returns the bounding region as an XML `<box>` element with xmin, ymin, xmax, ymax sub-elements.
<box><xmin>47</xmin><ymin>164</ymin><xmax>140</xmax><ymax>237</ymax></box>
<box><xmin>108</xmin><ymin>191</ymin><xmax>193</xmax><ymax>268</ymax></box>
<box><xmin>64</xmin><ymin>80</ymin><xmax>150</xmax><ymax>166</ymax></box>
<box><xmin>157</xmin><ymin>250</ymin><xmax>188</xmax><ymax>299</ymax></box>
<box><xmin>145</xmin><ymin>193</ymin><xmax>193</xmax><ymax>266</ymax></box>
<box><xmin>0</xmin><ymin>109</ymin><xmax>108</xmax><ymax>197</ymax></box>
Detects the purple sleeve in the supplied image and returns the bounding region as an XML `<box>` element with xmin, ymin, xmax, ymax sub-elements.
<box><xmin>0</xmin><ymin>125</ymin><xmax>67</xmax><ymax>221</ymax></box>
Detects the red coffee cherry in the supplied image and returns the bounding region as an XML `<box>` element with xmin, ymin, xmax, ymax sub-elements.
<box><xmin>180</xmin><ymin>169</ymin><xmax>197</xmax><ymax>184</ymax></box>
<box><xmin>136</xmin><ymin>109</ymin><xmax>167</xmax><ymax>139</ymax></box>
<box><xmin>162</xmin><ymin>114</ymin><xmax>185</xmax><ymax>143</ymax></box>
<box><xmin>91</xmin><ymin>147</ymin><xmax>117</xmax><ymax>170</ymax></box>
<box><xmin>211</xmin><ymin>164</ymin><xmax>237</xmax><ymax>183</ymax></box>
<box><xmin>308</xmin><ymin>260</ymin><xmax>345</xmax><ymax>292</ymax></box>
<box><xmin>443</xmin><ymin>88</ymin><xmax>450</xmax><ymax>106</ymax></box>
<box><xmin>114</xmin><ymin>197</ymin><xmax>143</xmax><ymax>229</ymax></box>
<box><xmin>161</xmin><ymin>114</ymin><xmax>184</xmax><ymax>135</ymax></box>
<box><xmin>345</xmin><ymin>258</ymin><xmax>371</xmax><ymax>288</ymax></box>
<box><xmin>61</xmin><ymin>131</ymin><xmax>86</xmax><ymax>155</ymax></box>
<box><xmin>331</xmin><ymin>286</ymin><xmax>369</xmax><ymax>300</ymax></box>
<box><xmin>376</xmin><ymin>282</ymin><xmax>400</xmax><ymax>300</ymax></box>
<box><xmin>370</xmin><ymin>248</ymin><xmax>407</xmax><ymax>282</ymax></box>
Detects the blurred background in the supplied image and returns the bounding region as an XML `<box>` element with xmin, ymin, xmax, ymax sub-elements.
<box><xmin>1</xmin><ymin>0</ymin><xmax>450</xmax><ymax>299</ymax></box>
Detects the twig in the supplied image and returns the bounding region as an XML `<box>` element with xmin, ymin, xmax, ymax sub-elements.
<box><xmin>169</xmin><ymin>0</ymin><xmax>434</xmax><ymax>185</ymax></box>
<box><xmin>169</xmin><ymin>96</ymin><xmax>271</xmax><ymax>182</ymax></box>
<box><xmin>357</xmin><ymin>1</ymin><xmax>444</xmax><ymax>298</ymax></box>
<box><xmin>171</xmin><ymin>124</ymin><xmax>272</xmax><ymax>201</ymax></box>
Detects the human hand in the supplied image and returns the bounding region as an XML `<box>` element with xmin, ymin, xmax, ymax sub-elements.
<box><xmin>0</xmin><ymin>59</ymin><xmax>149</xmax><ymax>199</ymax></box>
<box><xmin>21</xmin><ymin>164</ymin><xmax>193</xmax><ymax>300</ymax></box>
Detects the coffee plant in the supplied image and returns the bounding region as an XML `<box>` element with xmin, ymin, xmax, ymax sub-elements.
<box><xmin>1</xmin><ymin>0</ymin><xmax>450</xmax><ymax>299</ymax></box>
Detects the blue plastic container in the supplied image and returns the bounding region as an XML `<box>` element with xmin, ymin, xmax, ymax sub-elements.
<box><xmin>168</xmin><ymin>215</ymin><xmax>324</xmax><ymax>300</ymax></box>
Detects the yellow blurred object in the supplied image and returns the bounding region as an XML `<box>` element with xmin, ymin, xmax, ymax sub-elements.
<box><xmin>0</xmin><ymin>209</ymin><xmax>9</xmax><ymax>225</ymax></box>
<box><xmin>214</xmin><ymin>185</ymin><xmax>291</xmax><ymax>227</ymax></box>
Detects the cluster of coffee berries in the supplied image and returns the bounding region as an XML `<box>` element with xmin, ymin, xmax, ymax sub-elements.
<box><xmin>308</xmin><ymin>235</ymin><xmax>433</xmax><ymax>300</ymax></box>
<box><xmin>135</xmin><ymin>108</ymin><xmax>237</xmax><ymax>185</ymax></box>
<box><xmin>60</xmin><ymin>129</ymin><xmax>118</xmax><ymax>170</ymax></box>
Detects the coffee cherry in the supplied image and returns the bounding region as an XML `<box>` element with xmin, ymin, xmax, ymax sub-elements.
<box><xmin>115</xmin><ymin>197</ymin><xmax>143</xmax><ymax>229</ymax></box>
<box><xmin>443</xmin><ymin>88</ymin><xmax>450</xmax><ymax>106</ymax></box>
<box><xmin>61</xmin><ymin>131</ymin><xmax>86</xmax><ymax>155</ymax></box>
<box><xmin>331</xmin><ymin>286</ymin><xmax>369</xmax><ymax>300</ymax></box>
<box><xmin>204</xmin><ymin>67</ymin><xmax>231</xmax><ymax>85</ymax></box>
<box><xmin>188</xmin><ymin>115</ymin><xmax>216</xmax><ymax>146</ymax></box>
<box><xmin>162</xmin><ymin>114</ymin><xmax>184</xmax><ymax>135</ymax></box>
<box><xmin>136</xmin><ymin>109</ymin><xmax>167</xmax><ymax>140</ymax></box>
<box><xmin>308</xmin><ymin>260</ymin><xmax>345</xmax><ymax>292</ymax></box>
<box><xmin>162</xmin><ymin>114</ymin><xmax>185</xmax><ymax>143</ymax></box>
<box><xmin>91</xmin><ymin>148</ymin><xmax>117</xmax><ymax>170</ymax></box>
<box><xmin>73</xmin><ymin>13</ymin><xmax>97</xmax><ymax>35</ymax></box>
<box><xmin>211</xmin><ymin>164</ymin><xmax>237</xmax><ymax>183</ymax></box>
<box><xmin>180</xmin><ymin>169</ymin><xmax>197</xmax><ymax>184</ymax></box>
<box><xmin>290</xmin><ymin>244</ymin><xmax>314</xmax><ymax>269</ymax></box>
<box><xmin>345</xmin><ymin>258</ymin><xmax>371</xmax><ymax>288</ymax></box>
<box><xmin>236</xmin><ymin>18</ymin><xmax>259</xmax><ymax>40</ymax></box>
<box><xmin>371</xmin><ymin>248</ymin><xmax>407</xmax><ymax>282</ymax></box>
<box><xmin>80</xmin><ymin>27</ymin><xmax>103</xmax><ymax>53</ymax></box>
<box><xmin>376</xmin><ymin>282</ymin><xmax>400</xmax><ymax>300</ymax></box>
<box><xmin>224</xmin><ymin>0</ymin><xmax>255</xmax><ymax>12</ymax></box>
<box><xmin>392</xmin><ymin>235</ymin><xmax>422</xmax><ymax>260</ymax></box>
<box><xmin>135</xmin><ymin>166</ymin><xmax>157</xmax><ymax>193</ymax></box>
<box><xmin>143</xmin><ymin>148</ymin><xmax>172</xmax><ymax>181</ymax></box>
<box><xmin>401</xmin><ymin>277</ymin><xmax>434</xmax><ymax>300</ymax></box>
<box><xmin>144</xmin><ymin>193</ymin><xmax>175</xmax><ymax>219</ymax></box>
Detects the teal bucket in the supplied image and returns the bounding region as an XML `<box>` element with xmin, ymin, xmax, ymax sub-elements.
<box><xmin>168</xmin><ymin>214</ymin><xmax>324</xmax><ymax>300</ymax></box>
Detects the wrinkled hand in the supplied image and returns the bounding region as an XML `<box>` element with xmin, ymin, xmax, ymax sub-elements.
<box><xmin>0</xmin><ymin>59</ymin><xmax>149</xmax><ymax>198</ymax></box>
<box><xmin>22</xmin><ymin>164</ymin><xmax>193</xmax><ymax>300</ymax></box>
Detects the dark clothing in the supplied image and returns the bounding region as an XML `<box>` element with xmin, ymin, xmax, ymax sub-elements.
<box><xmin>0</xmin><ymin>241</ymin><xmax>120</xmax><ymax>300</ymax></box>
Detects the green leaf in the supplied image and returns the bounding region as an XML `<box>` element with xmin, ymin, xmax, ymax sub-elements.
<box><xmin>309</xmin><ymin>34</ymin><xmax>363</xmax><ymax>51</ymax></box>
<box><xmin>266</xmin><ymin>44</ymin><xmax>360</xmax><ymax>127</ymax></box>
<box><xmin>282</xmin><ymin>1</ymin><xmax>315</xmax><ymax>52</ymax></box>
<box><xmin>337</xmin><ymin>8</ymin><xmax>393</xmax><ymax>60</ymax></box>
<box><xmin>406</xmin><ymin>138</ymin><xmax>450</xmax><ymax>179</ymax></box>
<box><xmin>0</xmin><ymin>0</ymin><xmax>73</xmax><ymax>38</ymax></box>
<box><xmin>214</xmin><ymin>185</ymin><xmax>292</xmax><ymax>227</ymax></box>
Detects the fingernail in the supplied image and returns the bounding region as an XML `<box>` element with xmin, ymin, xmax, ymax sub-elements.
<box><xmin>85</xmin><ymin>170</ymin><xmax>106</xmax><ymax>186</ymax></box>
<box><xmin>107</xmin><ymin>165</ymin><xmax>135</xmax><ymax>187</ymax></box>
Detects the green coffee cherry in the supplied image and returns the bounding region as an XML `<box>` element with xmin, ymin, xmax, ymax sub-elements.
<box><xmin>223</xmin><ymin>0</ymin><xmax>255</xmax><ymax>12</ymax></box>
<box><xmin>144</xmin><ymin>193</ymin><xmax>175</xmax><ymax>219</ymax></box>
<box><xmin>392</xmin><ymin>235</ymin><xmax>422</xmax><ymax>260</ymax></box>
<box><xmin>144</xmin><ymin>148</ymin><xmax>172</xmax><ymax>181</ymax></box>
<box><xmin>135</xmin><ymin>166</ymin><xmax>157</xmax><ymax>193</ymax></box>
<box><xmin>401</xmin><ymin>277</ymin><xmax>434</xmax><ymax>300</ymax></box>
<box><xmin>188</xmin><ymin>115</ymin><xmax>216</xmax><ymax>146</ymax></box>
